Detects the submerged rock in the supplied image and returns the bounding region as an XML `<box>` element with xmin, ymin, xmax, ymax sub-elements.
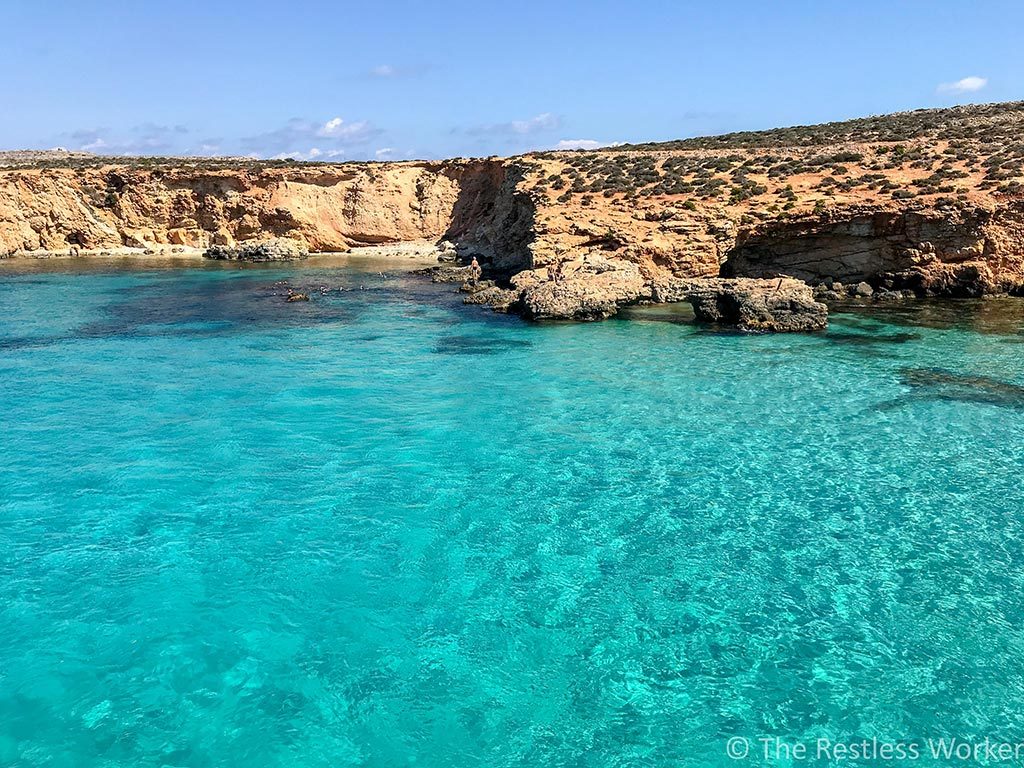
<box><xmin>898</xmin><ymin>367</ymin><xmax>1024</xmax><ymax>408</ymax></box>
<box><xmin>204</xmin><ymin>237</ymin><xmax>308</xmax><ymax>262</ymax></box>
<box><xmin>285</xmin><ymin>291</ymin><xmax>309</xmax><ymax>302</ymax></box>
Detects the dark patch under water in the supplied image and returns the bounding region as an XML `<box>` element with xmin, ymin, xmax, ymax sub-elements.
<box><xmin>0</xmin><ymin>264</ymin><xmax>499</xmax><ymax>352</ymax></box>
<box><xmin>433</xmin><ymin>335</ymin><xmax>533</xmax><ymax>356</ymax></box>
<box><xmin>826</xmin><ymin>331</ymin><xmax>922</xmax><ymax>346</ymax></box>
<box><xmin>2</xmin><ymin>275</ymin><xmax>379</xmax><ymax>350</ymax></box>
<box><xmin>97</xmin><ymin>275</ymin><xmax>355</xmax><ymax>330</ymax></box>
<box><xmin>894</xmin><ymin>367</ymin><xmax>1024</xmax><ymax>409</ymax></box>
<box><xmin>832</xmin><ymin>297</ymin><xmax>1024</xmax><ymax>335</ymax></box>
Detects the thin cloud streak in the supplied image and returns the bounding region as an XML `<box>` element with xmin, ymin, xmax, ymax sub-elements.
<box><xmin>938</xmin><ymin>76</ymin><xmax>988</xmax><ymax>94</ymax></box>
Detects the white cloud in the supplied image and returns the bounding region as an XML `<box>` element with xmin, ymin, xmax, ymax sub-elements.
<box><xmin>510</xmin><ymin>113</ymin><xmax>559</xmax><ymax>134</ymax></box>
<box><xmin>466</xmin><ymin>112</ymin><xmax>561</xmax><ymax>138</ymax></box>
<box><xmin>938</xmin><ymin>76</ymin><xmax>988</xmax><ymax>94</ymax></box>
<box><xmin>553</xmin><ymin>139</ymin><xmax>625</xmax><ymax>151</ymax></box>
<box><xmin>375</xmin><ymin>147</ymin><xmax>396</xmax><ymax>159</ymax></box>
<box><xmin>316</xmin><ymin>117</ymin><xmax>374</xmax><ymax>140</ymax></box>
<box><xmin>269</xmin><ymin>146</ymin><xmax>349</xmax><ymax>161</ymax></box>
<box><xmin>62</xmin><ymin>124</ymin><xmax>191</xmax><ymax>155</ymax></box>
<box><xmin>319</xmin><ymin>118</ymin><xmax>344</xmax><ymax>135</ymax></box>
<box><xmin>370</xmin><ymin>64</ymin><xmax>397</xmax><ymax>78</ymax></box>
<box><xmin>241</xmin><ymin>117</ymin><xmax>382</xmax><ymax>157</ymax></box>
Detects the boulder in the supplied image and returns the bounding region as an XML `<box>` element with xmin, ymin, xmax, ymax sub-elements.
<box><xmin>509</xmin><ymin>268</ymin><xmax>550</xmax><ymax>291</ymax></box>
<box><xmin>211</xmin><ymin>229</ymin><xmax>235</xmax><ymax>247</ymax></box>
<box><xmin>684</xmin><ymin>277</ymin><xmax>828</xmax><ymax>332</ymax></box>
<box><xmin>204</xmin><ymin>237</ymin><xmax>308</xmax><ymax>262</ymax></box>
<box><xmin>892</xmin><ymin>261</ymin><xmax>1004</xmax><ymax>298</ymax></box>
<box><xmin>435</xmin><ymin>239</ymin><xmax>459</xmax><ymax>263</ymax></box>
<box><xmin>854</xmin><ymin>281</ymin><xmax>874</xmax><ymax>297</ymax></box>
<box><xmin>462</xmin><ymin>283</ymin><xmax>520</xmax><ymax>313</ymax></box>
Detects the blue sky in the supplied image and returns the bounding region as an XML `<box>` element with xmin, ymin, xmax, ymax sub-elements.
<box><xmin>2</xmin><ymin>0</ymin><xmax>1021</xmax><ymax>160</ymax></box>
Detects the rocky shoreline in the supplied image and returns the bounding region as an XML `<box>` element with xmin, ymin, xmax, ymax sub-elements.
<box><xmin>9</xmin><ymin>234</ymin><xmax>1022</xmax><ymax>334</ymax></box>
<box><xmin>6</xmin><ymin>232</ymin><xmax>1023</xmax><ymax>334</ymax></box>
<box><xmin>2</xmin><ymin>103</ymin><xmax>1023</xmax><ymax>332</ymax></box>
<box><xmin>423</xmin><ymin>254</ymin><xmax>828</xmax><ymax>331</ymax></box>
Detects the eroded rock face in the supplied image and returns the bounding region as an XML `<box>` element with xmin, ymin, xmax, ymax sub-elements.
<box><xmin>204</xmin><ymin>237</ymin><xmax>308</xmax><ymax>262</ymax></box>
<box><xmin>457</xmin><ymin>263</ymin><xmax>826</xmax><ymax>331</ymax></box>
<box><xmin>722</xmin><ymin>204</ymin><xmax>1024</xmax><ymax>297</ymax></box>
<box><xmin>682</xmin><ymin>277</ymin><xmax>828</xmax><ymax>332</ymax></box>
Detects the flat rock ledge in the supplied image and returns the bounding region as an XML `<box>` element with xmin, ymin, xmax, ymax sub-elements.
<box><xmin>420</xmin><ymin>264</ymin><xmax>474</xmax><ymax>283</ymax></box>
<box><xmin>204</xmin><ymin>237</ymin><xmax>308</xmax><ymax>262</ymax></box>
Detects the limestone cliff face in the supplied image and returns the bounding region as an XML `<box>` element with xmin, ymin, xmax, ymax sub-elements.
<box><xmin>0</xmin><ymin>162</ymin><xmax>465</xmax><ymax>254</ymax></box>
<box><xmin>0</xmin><ymin>159</ymin><xmax>549</xmax><ymax>274</ymax></box>
<box><xmin>441</xmin><ymin>161</ymin><xmax>537</xmax><ymax>274</ymax></box>
<box><xmin>722</xmin><ymin>202</ymin><xmax>1024</xmax><ymax>296</ymax></box>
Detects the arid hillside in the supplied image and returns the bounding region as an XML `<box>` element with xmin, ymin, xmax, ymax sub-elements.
<box><xmin>514</xmin><ymin>101</ymin><xmax>1024</xmax><ymax>288</ymax></box>
<box><xmin>3</xmin><ymin>102</ymin><xmax>1024</xmax><ymax>317</ymax></box>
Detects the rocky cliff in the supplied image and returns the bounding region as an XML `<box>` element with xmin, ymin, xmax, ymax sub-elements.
<box><xmin>0</xmin><ymin>161</ymin><xmax>465</xmax><ymax>253</ymax></box>
<box><xmin>2</xmin><ymin>101</ymin><xmax>1024</xmax><ymax>320</ymax></box>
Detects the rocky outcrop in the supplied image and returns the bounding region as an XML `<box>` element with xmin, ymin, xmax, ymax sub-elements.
<box><xmin>204</xmin><ymin>237</ymin><xmax>308</xmax><ymax>261</ymax></box>
<box><xmin>461</xmin><ymin>282</ymin><xmax>521</xmax><ymax>313</ymax></box>
<box><xmin>421</xmin><ymin>264</ymin><xmax>473</xmax><ymax>283</ymax></box>
<box><xmin>516</xmin><ymin>255</ymin><xmax>650</xmax><ymax>320</ymax></box>
<box><xmin>452</xmin><ymin>255</ymin><xmax>826</xmax><ymax>331</ymax></box>
<box><xmin>678</xmin><ymin>277</ymin><xmax>828</xmax><ymax>332</ymax></box>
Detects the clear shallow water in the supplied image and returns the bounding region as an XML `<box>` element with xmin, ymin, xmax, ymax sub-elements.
<box><xmin>2</xmin><ymin>257</ymin><xmax>1024</xmax><ymax>767</ymax></box>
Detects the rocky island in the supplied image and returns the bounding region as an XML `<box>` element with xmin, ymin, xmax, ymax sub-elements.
<box><xmin>2</xmin><ymin>101</ymin><xmax>1023</xmax><ymax>330</ymax></box>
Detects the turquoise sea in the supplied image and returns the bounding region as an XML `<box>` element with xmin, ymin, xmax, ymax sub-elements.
<box><xmin>2</xmin><ymin>256</ymin><xmax>1024</xmax><ymax>767</ymax></box>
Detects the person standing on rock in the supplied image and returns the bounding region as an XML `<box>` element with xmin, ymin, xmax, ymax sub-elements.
<box><xmin>469</xmin><ymin>256</ymin><xmax>482</xmax><ymax>286</ymax></box>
